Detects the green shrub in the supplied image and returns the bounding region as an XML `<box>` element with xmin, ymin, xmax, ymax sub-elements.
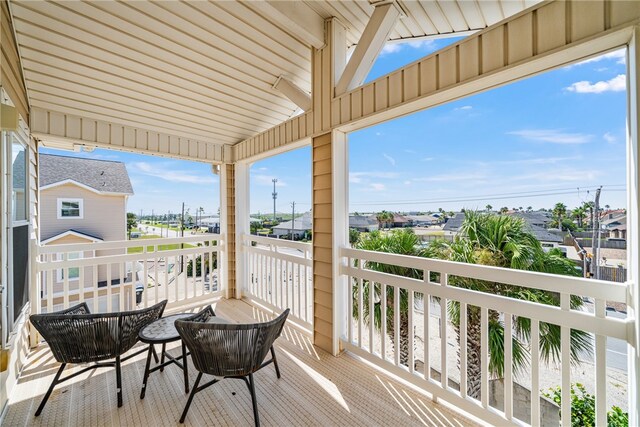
<box><xmin>543</xmin><ymin>383</ymin><xmax>628</xmax><ymax>427</ymax></box>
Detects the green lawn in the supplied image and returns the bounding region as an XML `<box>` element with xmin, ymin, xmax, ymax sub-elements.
<box><xmin>127</xmin><ymin>234</ymin><xmax>195</xmax><ymax>254</ymax></box>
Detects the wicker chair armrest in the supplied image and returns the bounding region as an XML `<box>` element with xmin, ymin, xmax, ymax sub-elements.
<box><xmin>183</xmin><ymin>305</ymin><xmax>216</xmax><ymax>323</ymax></box>
<box><xmin>58</xmin><ymin>302</ymin><xmax>91</xmax><ymax>315</ymax></box>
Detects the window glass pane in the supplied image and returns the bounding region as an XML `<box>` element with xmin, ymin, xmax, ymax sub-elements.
<box><xmin>11</xmin><ymin>138</ymin><xmax>27</xmax><ymax>222</ymax></box>
<box><xmin>61</xmin><ymin>200</ymin><xmax>81</xmax><ymax>217</ymax></box>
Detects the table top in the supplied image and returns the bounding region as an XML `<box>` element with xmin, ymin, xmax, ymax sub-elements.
<box><xmin>139</xmin><ymin>313</ymin><xmax>193</xmax><ymax>343</ymax></box>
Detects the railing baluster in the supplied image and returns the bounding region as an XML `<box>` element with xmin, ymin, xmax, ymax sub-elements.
<box><xmin>424</xmin><ymin>270</ymin><xmax>430</xmax><ymax>381</ymax></box>
<box><xmin>369</xmin><ymin>281</ymin><xmax>375</xmax><ymax>354</ymax></box>
<box><xmin>78</xmin><ymin>257</ymin><xmax>85</xmax><ymax>305</ymax></box>
<box><xmin>174</xmin><ymin>255</ymin><xmax>179</xmax><ymax>303</ymax></box>
<box><xmin>119</xmin><ymin>262</ymin><xmax>125</xmax><ymax>310</ymax></box>
<box><xmin>107</xmin><ymin>262</ymin><xmax>113</xmax><ymax>312</ymax></box>
<box><xmin>348</xmin><ymin>260</ymin><xmax>353</xmax><ymax>344</ymax></box>
<box><xmin>143</xmin><ymin>247</ymin><xmax>148</xmax><ymax>307</ymax></box>
<box><xmin>504</xmin><ymin>313</ymin><xmax>513</xmax><ymax>420</ymax></box>
<box><xmin>531</xmin><ymin>319</ymin><xmax>540</xmax><ymax>427</ymax></box>
<box><xmin>460</xmin><ymin>302</ymin><xmax>467</xmax><ymax>398</ymax></box>
<box><xmin>153</xmin><ymin>252</ymin><xmax>159</xmax><ymax>305</ymax></box>
<box><xmin>440</xmin><ymin>273</ymin><xmax>448</xmax><ymax>390</ymax></box>
<box><xmin>46</xmin><ymin>255</ymin><xmax>53</xmax><ymax>313</ymax></box>
<box><xmin>297</xmin><ymin>262</ymin><xmax>302</xmax><ymax>319</ymax></box>
<box><xmin>284</xmin><ymin>259</ymin><xmax>289</xmax><ymax>310</ymax></box>
<box><xmin>595</xmin><ymin>298</ymin><xmax>607</xmax><ymax>426</ymax></box>
<box><xmin>381</xmin><ymin>283</ymin><xmax>387</xmax><ymax>360</ymax></box>
<box><xmin>63</xmin><ymin>252</ymin><xmax>69</xmax><ymax>309</ymax></box>
<box><xmin>481</xmin><ymin>306</ymin><xmax>488</xmax><ymax>408</ymax></box>
<box><xmin>408</xmin><ymin>289</ymin><xmax>414</xmax><ymax>374</ymax></box>
<box><xmin>560</xmin><ymin>293</ymin><xmax>570</xmax><ymax>426</ymax></box>
<box><xmin>164</xmin><ymin>255</ymin><xmax>169</xmax><ymax>302</ymax></box>
<box><xmin>358</xmin><ymin>275</ymin><xmax>363</xmax><ymax>349</ymax></box>
<box><xmin>208</xmin><ymin>244</ymin><xmax>214</xmax><ymax>294</ymax></box>
<box><xmin>92</xmin><ymin>264</ymin><xmax>98</xmax><ymax>313</ymax></box>
<box><xmin>394</xmin><ymin>285</ymin><xmax>400</xmax><ymax>366</ymax></box>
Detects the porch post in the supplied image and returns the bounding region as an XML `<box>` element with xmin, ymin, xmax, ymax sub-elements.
<box><xmin>311</xmin><ymin>18</ymin><xmax>347</xmax><ymax>355</ymax></box>
<box><xmin>234</xmin><ymin>161</ymin><xmax>250</xmax><ymax>299</ymax></box>
<box><xmin>219</xmin><ymin>163</ymin><xmax>235</xmax><ymax>299</ymax></box>
<box><xmin>627</xmin><ymin>25</ymin><xmax>640</xmax><ymax>427</ymax></box>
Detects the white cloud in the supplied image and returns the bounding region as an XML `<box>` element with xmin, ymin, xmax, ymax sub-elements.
<box><xmin>421</xmin><ymin>157</ymin><xmax>434</xmax><ymax>162</ymax></box>
<box><xmin>404</xmin><ymin>149</ymin><xmax>416</xmax><ymax>154</ymax></box>
<box><xmin>407</xmin><ymin>39</ymin><xmax>436</xmax><ymax>50</ymax></box>
<box><xmin>566</xmin><ymin>74</ymin><xmax>626</xmax><ymax>94</ymax></box>
<box><xmin>603</xmin><ymin>132</ymin><xmax>617</xmax><ymax>144</ymax></box>
<box><xmin>369</xmin><ymin>183</ymin><xmax>385</xmax><ymax>191</ymax></box>
<box><xmin>380</xmin><ymin>43</ymin><xmax>402</xmax><ymax>55</ymax></box>
<box><xmin>454</xmin><ymin>105</ymin><xmax>473</xmax><ymax>111</ymax></box>
<box><xmin>130</xmin><ymin>162</ymin><xmax>215</xmax><ymax>185</ymax></box>
<box><xmin>565</xmin><ymin>50</ymin><xmax>626</xmax><ymax>68</ymax></box>
<box><xmin>474</xmin><ymin>156</ymin><xmax>581</xmax><ymax>167</ymax></box>
<box><xmin>508</xmin><ymin>129</ymin><xmax>593</xmax><ymax>144</ymax></box>
<box><xmin>349</xmin><ymin>171</ymin><xmax>399</xmax><ymax>184</ymax></box>
<box><xmin>383</xmin><ymin>153</ymin><xmax>396</xmax><ymax>166</ymax></box>
<box><xmin>413</xmin><ymin>172</ymin><xmax>487</xmax><ymax>183</ymax></box>
<box><xmin>403</xmin><ymin>180</ymin><xmax>411</xmax><ymax>185</ymax></box>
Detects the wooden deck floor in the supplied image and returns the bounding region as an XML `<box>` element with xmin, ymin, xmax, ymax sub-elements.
<box><xmin>2</xmin><ymin>299</ymin><xmax>472</xmax><ymax>426</ymax></box>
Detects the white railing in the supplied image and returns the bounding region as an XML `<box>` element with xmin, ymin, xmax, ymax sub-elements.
<box><xmin>35</xmin><ymin>235</ymin><xmax>223</xmax><ymax>314</ymax></box>
<box><xmin>340</xmin><ymin>247</ymin><xmax>631</xmax><ymax>426</ymax></box>
<box><xmin>243</xmin><ymin>234</ymin><xmax>313</xmax><ymax>332</ymax></box>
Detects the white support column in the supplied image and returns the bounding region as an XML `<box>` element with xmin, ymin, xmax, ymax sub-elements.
<box><xmin>335</xmin><ymin>2</ymin><xmax>401</xmax><ymax>96</ymax></box>
<box><xmin>627</xmin><ymin>25</ymin><xmax>640</xmax><ymax>427</ymax></box>
<box><xmin>234</xmin><ymin>161</ymin><xmax>250</xmax><ymax>299</ymax></box>
<box><xmin>332</xmin><ymin>130</ymin><xmax>348</xmax><ymax>355</ymax></box>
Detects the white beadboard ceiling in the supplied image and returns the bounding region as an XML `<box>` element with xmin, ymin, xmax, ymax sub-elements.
<box><xmin>9</xmin><ymin>0</ymin><xmax>539</xmax><ymax>147</ymax></box>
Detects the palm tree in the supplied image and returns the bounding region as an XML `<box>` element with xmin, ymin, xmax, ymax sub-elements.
<box><xmin>425</xmin><ymin>211</ymin><xmax>591</xmax><ymax>399</ymax></box>
<box><xmin>376</xmin><ymin>210</ymin><xmax>394</xmax><ymax>229</ymax></box>
<box><xmin>526</xmin><ymin>206</ymin><xmax>533</xmax><ymax>213</ymax></box>
<box><xmin>553</xmin><ymin>202</ymin><xmax>567</xmax><ymax>231</ymax></box>
<box><xmin>485</xmin><ymin>204</ymin><xmax>492</xmax><ymax>212</ymax></box>
<box><xmin>572</xmin><ymin>207</ymin><xmax>586</xmax><ymax>229</ymax></box>
<box><xmin>499</xmin><ymin>207</ymin><xmax>509</xmax><ymax>214</ymax></box>
<box><xmin>582</xmin><ymin>201</ymin><xmax>595</xmax><ymax>230</ymax></box>
<box><xmin>353</xmin><ymin>229</ymin><xmax>425</xmax><ymax>366</ymax></box>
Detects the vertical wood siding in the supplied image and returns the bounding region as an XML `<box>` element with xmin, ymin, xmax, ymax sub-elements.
<box><xmin>30</xmin><ymin>108</ymin><xmax>229</xmax><ymax>163</ymax></box>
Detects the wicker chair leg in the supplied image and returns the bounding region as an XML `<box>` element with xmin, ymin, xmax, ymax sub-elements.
<box><xmin>140</xmin><ymin>346</ymin><xmax>154</xmax><ymax>399</ymax></box>
<box><xmin>270</xmin><ymin>346</ymin><xmax>281</xmax><ymax>379</ymax></box>
<box><xmin>35</xmin><ymin>363</ymin><xmax>66</xmax><ymax>416</ymax></box>
<box><xmin>179</xmin><ymin>372</ymin><xmax>203</xmax><ymax>424</ymax></box>
<box><xmin>115</xmin><ymin>356</ymin><xmax>123</xmax><ymax>408</ymax></box>
<box><xmin>181</xmin><ymin>341</ymin><xmax>189</xmax><ymax>393</ymax></box>
<box><xmin>247</xmin><ymin>373</ymin><xmax>260</xmax><ymax>427</ymax></box>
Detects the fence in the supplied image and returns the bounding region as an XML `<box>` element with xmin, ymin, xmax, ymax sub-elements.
<box><xmin>35</xmin><ymin>235</ymin><xmax>222</xmax><ymax>314</ymax></box>
<box><xmin>339</xmin><ymin>247</ymin><xmax>629</xmax><ymax>426</ymax></box>
<box><xmin>243</xmin><ymin>234</ymin><xmax>313</xmax><ymax>332</ymax></box>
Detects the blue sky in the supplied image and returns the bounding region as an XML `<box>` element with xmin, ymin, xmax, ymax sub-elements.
<box><xmin>42</xmin><ymin>38</ymin><xmax>628</xmax><ymax>216</ymax></box>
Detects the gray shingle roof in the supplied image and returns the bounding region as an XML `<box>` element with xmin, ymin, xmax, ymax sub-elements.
<box><xmin>527</xmin><ymin>224</ymin><xmax>563</xmax><ymax>243</ymax></box>
<box><xmin>40</xmin><ymin>154</ymin><xmax>133</xmax><ymax>195</ymax></box>
<box><xmin>443</xmin><ymin>212</ymin><xmax>465</xmax><ymax>231</ymax></box>
<box><xmin>273</xmin><ymin>211</ymin><xmax>312</xmax><ymax>231</ymax></box>
<box><xmin>349</xmin><ymin>215</ymin><xmax>377</xmax><ymax>228</ymax></box>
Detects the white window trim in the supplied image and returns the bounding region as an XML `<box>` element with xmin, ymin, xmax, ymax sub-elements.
<box><xmin>56</xmin><ymin>252</ymin><xmax>82</xmax><ymax>282</ymax></box>
<box><xmin>57</xmin><ymin>198</ymin><xmax>84</xmax><ymax>219</ymax></box>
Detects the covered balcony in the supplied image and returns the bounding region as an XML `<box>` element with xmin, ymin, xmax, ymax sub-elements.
<box><xmin>1</xmin><ymin>0</ymin><xmax>640</xmax><ymax>426</ymax></box>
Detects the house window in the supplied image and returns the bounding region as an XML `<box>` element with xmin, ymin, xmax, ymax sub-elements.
<box><xmin>57</xmin><ymin>198</ymin><xmax>83</xmax><ymax>219</ymax></box>
<box><xmin>57</xmin><ymin>252</ymin><xmax>81</xmax><ymax>282</ymax></box>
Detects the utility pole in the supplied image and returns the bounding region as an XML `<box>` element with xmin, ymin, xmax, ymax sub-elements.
<box><xmin>272</xmin><ymin>179</ymin><xmax>278</xmax><ymax>222</ymax></box>
<box><xmin>290</xmin><ymin>202</ymin><xmax>295</xmax><ymax>240</ymax></box>
<box><xmin>591</xmin><ymin>186</ymin><xmax>602</xmax><ymax>279</ymax></box>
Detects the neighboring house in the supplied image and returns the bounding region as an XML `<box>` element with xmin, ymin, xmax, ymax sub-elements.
<box><xmin>391</xmin><ymin>213</ymin><xmax>411</xmax><ymax>228</ymax></box>
<box><xmin>511</xmin><ymin>211</ymin><xmax>553</xmax><ymax>228</ymax></box>
<box><xmin>272</xmin><ymin>211</ymin><xmax>312</xmax><ymax>239</ymax></box>
<box><xmin>39</xmin><ymin>154</ymin><xmax>134</xmax><ymax>309</ymax></box>
<box><xmin>349</xmin><ymin>214</ymin><xmax>378</xmax><ymax>232</ymax></box>
<box><xmin>610</xmin><ymin>224</ymin><xmax>627</xmax><ymax>240</ymax></box>
<box><xmin>443</xmin><ymin>212</ymin><xmax>465</xmax><ymax>233</ymax></box>
<box><xmin>528</xmin><ymin>224</ymin><xmax>563</xmax><ymax>247</ymax></box>
<box><xmin>406</xmin><ymin>214</ymin><xmax>439</xmax><ymax>226</ymax></box>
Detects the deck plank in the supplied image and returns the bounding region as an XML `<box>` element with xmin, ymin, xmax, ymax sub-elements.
<box><xmin>4</xmin><ymin>299</ymin><xmax>472</xmax><ymax>426</ymax></box>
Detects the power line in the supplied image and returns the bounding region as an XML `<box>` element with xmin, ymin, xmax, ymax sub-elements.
<box><xmin>350</xmin><ymin>187</ymin><xmax>625</xmax><ymax>206</ymax></box>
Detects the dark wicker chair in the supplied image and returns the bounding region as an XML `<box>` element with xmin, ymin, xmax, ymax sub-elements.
<box><xmin>29</xmin><ymin>299</ymin><xmax>167</xmax><ymax>416</ymax></box>
<box><xmin>175</xmin><ymin>307</ymin><xmax>289</xmax><ymax>426</ymax></box>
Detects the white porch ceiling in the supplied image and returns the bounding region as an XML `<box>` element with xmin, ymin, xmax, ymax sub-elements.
<box><xmin>9</xmin><ymin>0</ymin><xmax>539</xmax><ymax>147</ymax></box>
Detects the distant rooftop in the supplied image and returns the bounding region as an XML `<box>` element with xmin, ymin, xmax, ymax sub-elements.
<box><xmin>40</xmin><ymin>154</ymin><xmax>133</xmax><ymax>195</ymax></box>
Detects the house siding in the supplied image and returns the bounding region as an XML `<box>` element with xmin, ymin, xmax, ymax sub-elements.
<box><xmin>40</xmin><ymin>183</ymin><xmax>126</xmax><ymax>242</ymax></box>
